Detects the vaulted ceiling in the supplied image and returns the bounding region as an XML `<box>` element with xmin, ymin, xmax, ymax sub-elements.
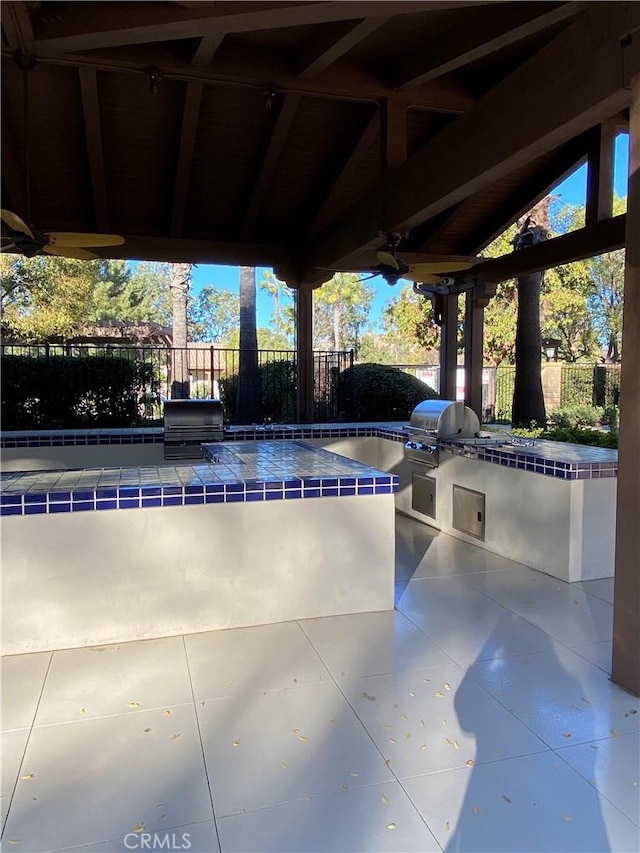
<box><xmin>1</xmin><ymin>1</ymin><xmax>638</xmax><ymax>284</ymax></box>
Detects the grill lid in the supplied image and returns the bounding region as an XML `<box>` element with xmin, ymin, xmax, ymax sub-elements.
<box><xmin>409</xmin><ymin>399</ymin><xmax>480</xmax><ymax>439</ymax></box>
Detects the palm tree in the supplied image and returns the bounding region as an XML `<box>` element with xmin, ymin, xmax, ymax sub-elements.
<box><xmin>236</xmin><ymin>266</ymin><xmax>262</xmax><ymax>423</ymax></box>
<box><xmin>169</xmin><ymin>262</ymin><xmax>191</xmax><ymax>399</ymax></box>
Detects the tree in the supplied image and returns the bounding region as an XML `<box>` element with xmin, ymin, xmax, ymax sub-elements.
<box><xmin>260</xmin><ymin>270</ymin><xmax>294</xmax><ymax>342</ymax></box>
<box><xmin>236</xmin><ymin>266</ymin><xmax>261</xmax><ymax>423</ymax></box>
<box><xmin>169</xmin><ymin>263</ymin><xmax>192</xmax><ymax>399</ymax></box>
<box><xmin>313</xmin><ymin>273</ymin><xmax>374</xmax><ymax>351</ymax></box>
<box><xmin>190</xmin><ymin>284</ymin><xmax>239</xmax><ymax>342</ymax></box>
<box><xmin>541</xmin><ymin>267</ymin><xmax>598</xmax><ymax>362</ymax></box>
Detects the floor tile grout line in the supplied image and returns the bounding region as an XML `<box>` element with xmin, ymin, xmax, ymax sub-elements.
<box><xmin>25</xmin><ymin>701</ymin><xmax>195</xmax><ymax>731</ymax></box>
<box><xmin>29</xmin><ymin>819</ymin><xmax>219</xmax><ymax>853</ymax></box>
<box><xmin>1</xmin><ymin>651</ymin><xmax>54</xmax><ymax>837</ymax></box>
<box><xmin>180</xmin><ymin>634</ymin><xmax>222</xmax><ymax>853</ymax></box>
<box><xmin>295</xmin><ymin>619</ymin><xmax>444</xmax><ymax>851</ymax></box>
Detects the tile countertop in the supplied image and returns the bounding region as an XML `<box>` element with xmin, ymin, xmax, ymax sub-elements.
<box><xmin>0</xmin><ymin>441</ymin><xmax>398</xmax><ymax>516</ymax></box>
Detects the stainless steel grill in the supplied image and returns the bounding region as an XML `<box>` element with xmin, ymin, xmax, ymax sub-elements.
<box><xmin>163</xmin><ymin>399</ymin><xmax>224</xmax><ymax>460</ymax></box>
<box><xmin>404</xmin><ymin>400</ymin><xmax>481</xmax><ymax>468</ymax></box>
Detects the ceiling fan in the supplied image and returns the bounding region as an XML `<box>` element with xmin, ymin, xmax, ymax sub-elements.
<box><xmin>0</xmin><ymin>55</ymin><xmax>125</xmax><ymax>261</ymax></box>
<box><xmin>318</xmin><ymin>234</ymin><xmax>479</xmax><ymax>289</ymax></box>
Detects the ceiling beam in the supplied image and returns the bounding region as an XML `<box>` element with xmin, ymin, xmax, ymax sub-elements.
<box><xmin>93</xmin><ymin>235</ymin><xmax>290</xmax><ymax>267</ymax></box>
<box><xmin>473</xmin><ymin>213</ymin><xmax>626</xmax><ymax>284</ymax></box>
<box><xmin>239</xmin><ymin>93</ymin><xmax>301</xmax><ymax>240</ymax></box>
<box><xmin>32</xmin><ymin>2</ymin><xmax>510</xmax><ymax>54</ymax></box>
<box><xmin>381</xmin><ymin>96</ymin><xmax>407</xmax><ymax>170</ymax></box>
<box><xmin>22</xmin><ymin>43</ymin><xmax>475</xmax><ymax>114</ymax></box>
<box><xmin>393</xmin><ymin>1</ymin><xmax>584</xmax><ymax>89</ymax></box>
<box><xmin>191</xmin><ymin>34</ymin><xmax>225</xmax><ymax>67</ymax></box>
<box><xmin>309</xmin><ymin>111</ymin><xmax>379</xmax><ymax>235</ymax></box>
<box><xmin>306</xmin><ymin>2</ymin><xmax>640</xmax><ymax>272</ymax></box>
<box><xmin>1</xmin><ymin>1</ymin><xmax>34</xmax><ymax>54</ymax></box>
<box><xmin>78</xmin><ymin>67</ymin><xmax>109</xmax><ymax>233</ymax></box>
<box><xmin>297</xmin><ymin>18</ymin><xmax>388</xmax><ymax>79</ymax></box>
<box><xmin>171</xmin><ymin>81</ymin><xmax>203</xmax><ymax>239</ymax></box>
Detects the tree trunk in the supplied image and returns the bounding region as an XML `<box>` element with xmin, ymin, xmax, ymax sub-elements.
<box><xmin>169</xmin><ymin>262</ymin><xmax>191</xmax><ymax>400</ymax></box>
<box><xmin>332</xmin><ymin>299</ymin><xmax>341</xmax><ymax>351</ymax></box>
<box><xmin>236</xmin><ymin>266</ymin><xmax>262</xmax><ymax>424</ymax></box>
<box><xmin>512</xmin><ymin>271</ymin><xmax>547</xmax><ymax>427</ymax></box>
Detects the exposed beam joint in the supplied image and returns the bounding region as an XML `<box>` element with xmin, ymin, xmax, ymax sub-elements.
<box><xmin>171</xmin><ymin>81</ymin><xmax>203</xmax><ymax>239</ymax></box>
<box><xmin>239</xmin><ymin>93</ymin><xmax>301</xmax><ymax>241</ymax></box>
<box><xmin>586</xmin><ymin>120</ymin><xmax>616</xmax><ymax>226</ymax></box>
<box><xmin>310</xmin><ymin>111</ymin><xmax>379</xmax><ymax>234</ymax></box>
<box><xmin>393</xmin><ymin>1</ymin><xmax>584</xmax><ymax>89</ymax></box>
<box><xmin>307</xmin><ymin>2</ymin><xmax>640</xmax><ymax>273</ymax></box>
<box><xmin>297</xmin><ymin>18</ymin><xmax>388</xmax><ymax>79</ymax></box>
<box><xmin>78</xmin><ymin>67</ymin><xmax>109</xmax><ymax>233</ymax></box>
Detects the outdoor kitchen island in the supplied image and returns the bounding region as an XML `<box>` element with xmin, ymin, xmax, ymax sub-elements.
<box><xmin>0</xmin><ymin>440</ymin><xmax>397</xmax><ymax>655</ymax></box>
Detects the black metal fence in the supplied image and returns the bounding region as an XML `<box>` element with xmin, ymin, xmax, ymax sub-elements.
<box><xmin>0</xmin><ymin>343</ymin><xmax>354</xmax><ymax>429</ymax></box>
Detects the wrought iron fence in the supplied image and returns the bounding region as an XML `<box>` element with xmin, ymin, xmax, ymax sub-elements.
<box><xmin>0</xmin><ymin>344</ymin><xmax>354</xmax><ymax>429</ymax></box>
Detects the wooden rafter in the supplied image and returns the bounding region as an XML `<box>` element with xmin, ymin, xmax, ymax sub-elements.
<box><xmin>381</xmin><ymin>96</ymin><xmax>407</xmax><ymax>170</ymax></box>
<box><xmin>393</xmin><ymin>1</ymin><xmax>584</xmax><ymax>89</ymax></box>
<box><xmin>239</xmin><ymin>93</ymin><xmax>301</xmax><ymax>241</ymax></box>
<box><xmin>78</xmin><ymin>67</ymin><xmax>109</xmax><ymax>233</ymax></box>
<box><xmin>1</xmin><ymin>1</ymin><xmax>34</xmax><ymax>54</ymax></box>
<box><xmin>1</xmin><ymin>123</ymin><xmax>27</xmax><ymax>217</ymax></box>
<box><xmin>171</xmin><ymin>81</ymin><xmax>203</xmax><ymax>239</ymax></box>
<box><xmin>309</xmin><ymin>111</ymin><xmax>379</xmax><ymax>235</ymax></box>
<box><xmin>191</xmin><ymin>34</ymin><xmax>225</xmax><ymax>67</ymax></box>
<box><xmin>473</xmin><ymin>214</ymin><xmax>626</xmax><ymax>284</ymax></box>
<box><xmin>307</xmin><ymin>2</ymin><xmax>640</xmax><ymax>272</ymax></box>
<box><xmin>31</xmin><ymin>2</ymin><xmax>509</xmax><ymax>54</ymax></box>
<box><xmin>297</xmin><ymin>18</ymin><xmax>388</xmax><ymax>79</ymax></box>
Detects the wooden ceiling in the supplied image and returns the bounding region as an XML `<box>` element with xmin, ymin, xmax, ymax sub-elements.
<box><xmin>1</xmin><ymin>1</ymin><xmax>638</xmax><ymax>283</ymax></box>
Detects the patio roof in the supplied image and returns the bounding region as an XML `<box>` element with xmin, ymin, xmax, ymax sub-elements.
<box><xmin>1</xmin><ymin>1</ymin><xmax>637</xmax><ymax>280</ymax></box>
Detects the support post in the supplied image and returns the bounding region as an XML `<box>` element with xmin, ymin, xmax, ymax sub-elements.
<box><xmin>611</xmin><ymin>72</ymin><xmax>640</xmax><ymax>696</ymax></box>
<box><xmin>439</xmin><ymin>294</ymin><xmax>458</xmax><ymax>400</ymax></box>
<box><xmin>464</xmin><ymin>291</ymin><xmax>484</xmax><ymax>420</ymax></box>
<box><xmin>295</xmin><ymin>283</ymin><xmax>315</xmax><ymax>423</ymax></box>
<box><xmin>586</xmin><ymin>121</ymin><xmax>616</xmax><ymax>227</ymax></box>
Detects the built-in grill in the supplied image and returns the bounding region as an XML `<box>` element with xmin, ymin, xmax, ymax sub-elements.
<box><xmin>404</xmin><ymin>400</ymin><xmax>481</xmax><ymax>468</ymax></box>
<box><xmin>163</xmin><ymin>399</ymin><xmax>224</xmax><ymax>460</ymax></box>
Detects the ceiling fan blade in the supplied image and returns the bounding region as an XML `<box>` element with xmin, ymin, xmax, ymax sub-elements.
<box><xmin>376</xmin><ymin>251</ymin><xmax>400</xmax><ymax>270</ymax></box>
<box><xmin>402</xmin><ymin>272</ymin><xmax>447</xmax><ymax>284</ymax></box>
<box><xmin>408</xmin><ymin>261</ymin><xmax>476</xmax><ymax>276</ymax></box>
<box><xmin>43</xmin><ymin>245</ymin><xmax>98</xmax><ymax>260</ymax></box>
<box><xmin>1</xmin><ymin>209</ymin><xmax>35</xmax><ymax>240</ymax></box>
<box><xmin>315</xmin><ymin>265</ymin><xmax>378</xmax><ymax>274</ymax></box>
<box><xmin>45</xmin><ymin>232</ymin><xmax>125</xmax><ymax>248</ymax></box>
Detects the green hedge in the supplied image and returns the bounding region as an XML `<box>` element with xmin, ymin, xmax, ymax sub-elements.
<box><xmin>1</xmin><ymin>353</ymin><xmax>155</xmax><ymax>429</ymax></box>
<box><xmin>340</xmin><ymin>363</ymin><xmax>438</xmax><ymax>422</ymax></box>
<box><xmin>219</xmin><ymin>359</ymin><xmax>296</xmax><ymax>425</ymax></box>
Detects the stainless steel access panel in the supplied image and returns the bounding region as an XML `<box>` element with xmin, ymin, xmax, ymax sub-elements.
<box><xmin>452</xmin><ymin>484</ymin><xmax>486</xmax><ymax>540</ymax></box>
<box><xmin>412</xmin><ymin>473</ymin><xmax>436</xmax><ymax>519</ymax></box>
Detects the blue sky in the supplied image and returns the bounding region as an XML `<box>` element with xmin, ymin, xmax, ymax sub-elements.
<box><xmin>190</xmin><ymin>133</ymin><xmax>630</xmax><ymax>331</ymax></box>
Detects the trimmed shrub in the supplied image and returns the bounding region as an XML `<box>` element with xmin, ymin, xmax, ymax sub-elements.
<box><xmin>219</xmin><ymin>359</ymin><xmax>296</xmax><ymax>424</ymax></box>
<box><xmin>1</xmin><ymin>353</ymin><xmax>155</xmax><ymax>429</ymax></box>
<box><xmin>549</xmin><ymin>404</ymin><xmax>604</xmax><ymax>429</ymax></box>
<box><xmin>340</xmin><ymin>363</ymin><xmax>438</xmax><ymax>422</ymax></box>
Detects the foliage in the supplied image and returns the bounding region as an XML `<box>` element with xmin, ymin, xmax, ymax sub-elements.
<box><xmin>219</xmin><ymin>359</ymin><xmax>296</xmax><ymax>425</ymax></box>
<box><xmin>340</xmin><ymin>362</ymin><xmax>437</xmax><ymax>422</ymax></box>
<box><xmin>1</xmin><ymin>352</ymin><xmax>154</xmax><ymax>429</ymax></box>
<box><xmin>540</xmin><ymin>271</ymin><xmax>599</xmax><ymax>362</ymax></box>
<box><xmin>260</xmin><ymin>271</ymin><xmax>294</xmax><ymax>342</ymax></box>
<box><xmin>190</xmin><ymin>284</ymin><xmax>239</xmax><ymax>342</ymax></box>
<box><xmin>224</xmin><ymin>327</ymin><xmax>292</xmax><ymax>350</ymax></box>
<box><xmin>381</xmin><ymin>282</ymin><xmax>441</xmax><ymax>354</ymax></box>
<box><xmin>510</xmin><ymin>424</ymin><xmax>617</xmax><ymax>448</ymax></box>
<box><xmin>549</xmin><ymin>404</ymin><xmax>604</xmax><ymax>429</ymax></box>
<box><xmin>313</xmin><ymin>273</ymin><xmax>374</xmax><ymax>351</ymax></box>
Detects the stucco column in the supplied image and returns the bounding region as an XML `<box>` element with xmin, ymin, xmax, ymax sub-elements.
<box><xmin>612</xmin><ymin>72</ymin><xmax>640</xmax><ymax>696</ymax></box>
<box><xmin>439</xmin><ymin>294</ymin><xmax>458</xmax><ymax>401</ymax></box>
<box><xmin>295</xmin><ymin>283</ymin><xmax>315</xmax><ymax>423</ymax></box>
<box><xmin>464</xmin><ymin>291</ymin><xmax>484</xmax><ymax>419</ymax></box>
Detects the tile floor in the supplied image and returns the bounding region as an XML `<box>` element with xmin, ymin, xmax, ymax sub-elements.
<box><xmin>2</xmin><ymin>514</ymin><xmax>639</xmax><ymax>853</ymax></box>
